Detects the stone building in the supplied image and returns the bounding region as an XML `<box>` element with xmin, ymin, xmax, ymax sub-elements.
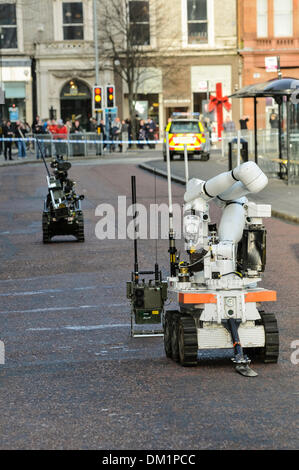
<box><xmin>0</xmin><ymin>0</ymin><xmax>239</xmax><ymax>133</ymax></box>
<box><xmin>110</xmin><ymin>0</ymin><xmax>240</xmax><ymax>136</ymax></box>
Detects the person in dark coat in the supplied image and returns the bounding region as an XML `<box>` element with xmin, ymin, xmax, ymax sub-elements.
<box><xmin>145</xmin><ymin>118</ymin><xmax>157</xmax><ymax>149</ymax></box>
<box><xmin>33</xmin><ymin>119</ymin><xmax>47</xmax><ymax>159</ymax></box>
<box><xmin>239</xmin><ymin>115</ymin><xmax>249</xmax><ymax>130</ymax></box>
<box><xmin>31</xmin><ymin>115</ymin><xmax>40</xmax><ymax>134</ymax></box>
<box><xmin>0</xmin><ymin>120</ymin><xmax>5</xmax><ymax>155</ymax></box>
<box><xmin>3</xmin><ymin>120</ymin><xmax>14</xmax><ymax>160</ymax></box>
<box><xmin>125</xmin><ymin>119</ymin><xmax>132</xmax><ymax>148</ymax></box>
<box><xmin>269</xmin><ymin>112</ymin><xmax>279</xmax><ymax>129</ymax></box>
<box><xmin>138</xmin><ymin>119</ymin><xmax>146</xmax><ymax>149</ymax></box>
<box><xmin>70</xmin><ymin>119</ymin><xmax>84</xmax><ymax>156</ymax></box>
<box><xmin>98</xmin><ymin>119</ymin><xmax>106</xmax><ymax>151</ymax></box>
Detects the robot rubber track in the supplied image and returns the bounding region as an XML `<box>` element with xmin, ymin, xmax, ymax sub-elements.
<box><xmin>163</xmin><ymin>136</ymin><xmax>279</xmax><ymax>377</ymax></box>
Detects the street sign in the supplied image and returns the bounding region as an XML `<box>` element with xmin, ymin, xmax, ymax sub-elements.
<box><xmin>198</xmin><ymin>80</ymin><xmax>208</xmax><ymax>92</ymax></box>
<box><xmin>265</xmin><ymin>57</ymin><xmax>278</xmax><ymax>73</ymax></box>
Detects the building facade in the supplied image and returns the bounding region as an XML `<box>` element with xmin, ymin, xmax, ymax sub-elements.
<box><xmin>0</xmin><ymin>0</ymin><xmax>239</xmax><ymax>133</ymax></box>
<box><xmin>117</xmin><ymin>0</ymin><xmax>240</xmax><ymax>136</ymax></box>
<box><xmin>238</xmin><ymin>0</ymin><xmax>299</xmax><ymax>129</ymax></box>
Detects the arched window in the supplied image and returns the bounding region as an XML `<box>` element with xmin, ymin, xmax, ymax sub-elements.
<box><xmin>60</xmin><ymin>79</ymin><xmax>92</xmax><ymax>129</ymax></box>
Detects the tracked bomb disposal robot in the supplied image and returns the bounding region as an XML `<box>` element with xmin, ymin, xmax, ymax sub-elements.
<box><xmin>41</xmin><ymin>147</ymin><xmax>85</xmax><ymax>243</ymax></box>
<box><xmin>164</xmin><ymin>160</ymin><xmax>279</xmax><ymax>377</ymax></box>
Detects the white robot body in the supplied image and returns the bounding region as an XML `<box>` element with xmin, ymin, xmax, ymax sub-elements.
<box><xmin>218</xmin><ymin>199</ymin><xmax>246</xmax><ymax>243</ymax></box>
<box><xmin>164</xmin><ymin>135</ymin><xmax>278</xmax><ymax>374</ymax></box>
<box><xmin>166</xmin><ymin>162</ymin><xmax>278</xmax><ymax>373</ymax></box>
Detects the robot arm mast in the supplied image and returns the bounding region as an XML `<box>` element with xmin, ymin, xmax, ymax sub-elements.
<box><xmin>183</xmin><ymin>162</ymin><xmax>270</xmax><ymax>252</ymax></box>
<box><xmin>185</xmin><ymin>162</ymin><xmax>268</xmax><ymax>206</ymax></box>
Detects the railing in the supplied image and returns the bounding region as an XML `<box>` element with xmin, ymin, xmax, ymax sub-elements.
<box><xmin>2</xmin><ymin>133</ymin><xmax>104</xmax><ymax>159</ymax></box>
<box><xmin>0</xmin><ymin>132</ymin><xmax>163</xmax><ymax>158</ymax></box>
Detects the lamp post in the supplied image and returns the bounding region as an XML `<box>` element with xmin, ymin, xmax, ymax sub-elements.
<box><xmin>93</xmin><ymin>0</ymin><xmax>100</xmax><ymax>124</ymax></box>
<box><xmin>93</xmin><ymin>0</ymin><xmax>99</xmax><ymax>86</ymax></box>
<box><xmin>0</xmin><ymin>27</ymin><xmax>4</xmax><ymax>121</ymax></box>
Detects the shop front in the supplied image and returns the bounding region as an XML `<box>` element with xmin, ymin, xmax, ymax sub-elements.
<box><xmin>122</xmin><ymin>67</ymin><xmax>163</xmax><ymax>136</ymax></box>
<box><xmin>2</xmin><ymin>81</ymin><xmax>27</xmax><ymax>123</ymax></box>
<box><xmin>0</xmin><ymin>60</ymin><xmax>32</xmax><ymax>124</ymax></box>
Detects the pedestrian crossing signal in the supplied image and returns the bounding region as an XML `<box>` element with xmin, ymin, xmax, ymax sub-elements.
<box><xmin>93</xmin><ymin>86</ymin><xmax>103</xmax><ymax>111</ymax></box>
<box><xmin>106</xmin><ymin>85</ymin><xmax>115</xmax><ymax>108</ymax></box>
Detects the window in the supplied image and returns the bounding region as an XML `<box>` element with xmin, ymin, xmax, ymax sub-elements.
<box><xmin>0</xmin><ymin>3</ymin><xmax>17</xmax><ymax>48</ymax></box>
<box><xmin>187</xmin><ymin>0</ymin><xmax>208</xmax><ymax>44</ymax></box>
<box><xmin>170</xmin><ymin>121</ymin><xmax>200</xmax><ymax>133</ymax></box>
<box><xmin>257</xmin><ymin>0</ymin><xmax>268</xmax><ymax>38</ymax></box>
<box><xmin>63</xmin><ymin>2</ymin><xmax>84</xmax><ymax>40</ymax></box>
<box><xmin>274</xmin><ymin>0</ymin><xmax>292</xmax><ymax>37</ymax></box>
<box><xmin>129</xmin><ymin>1</ymin><xmax>150</xmax><ymax>46</ymax></box>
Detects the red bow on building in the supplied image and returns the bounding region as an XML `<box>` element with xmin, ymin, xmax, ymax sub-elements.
<box><xmin>208</xmin><ymin>82</ymin><xmax>232</xmax><ymax>139</ymax></box>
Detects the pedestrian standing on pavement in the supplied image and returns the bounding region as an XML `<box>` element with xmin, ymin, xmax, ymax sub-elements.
<box><xmin>270</xmin><ymin>111</ymin><xmax>279</xmax><ymax>129</ymax></box>
<box><xmin>65</xmin><ymin>120</ymin><xmax>72</xmax><ymax>134</ymax></box>
<box><xmin>203</xmin><ymin>117</ymin><xmax>212</xmax><ymax>152</ymax></box>
<box><xmin>48</xmin><ymin>119</ymin><xmax>58</xmax><ymax>136</ymax></box>
<box><xmin>34</xmin><ymin>119</ymin><xmax>47</xmax><ymax>159</ymax></box>
<box><xmin>32</xmin><ymin>115</ymin><xmax>40</xmax><ymax>134</ymax></box>
<box><xmin>88</xmin><ymin>117</ymin><xmax>97</xmax><ymax>133</ymax></box>
<box><xmin>223</xmin><ymin>116</ymin><xmax>236</xmax><ymax>133</ymax></box>
<box><xmin>145</xmin><ymin>118</ymin><xmax>157</xmax><ymax>149</ymax></box>
<box><xmin>0</xmin><ymin>120</ymin><xmax>5</xmax><ymax>155</ymax></box>
<box><xmin>239</xmin><ymin>115</ymin><xmax>250</xmax><ymax>130</ymax></box>
<box><xmin>98</xmin><ymin>119</ymin><xmax>106</xmax><ymax>139</ymax></box>
<box><xmin>54</xmin><ymin>119</ymin><xmax>68</xmax><ymax>157</ymax></box>
<box><xmin>70</xmin><ymin>119</ymin><xmax>84</xmax><ymax>156</ymax></box>
<box><xmin>43</xmin><ymin>119</ymin><xmax>49</xmax><ymax>133</ymax></box>
<box><xmin>40</xmin><ymin>120</ymin><xmax>52</xmax><ymax>158</ymax></box>
<box><xmin>15</xmin><ymin>121</ymin><xmax>27</xmax><ymax>158</ymax></box>
<box><xmin>111</xmin><ymin>117</ymin><xmax>122</xmax><ymax>152</ymax></box>
<box><xmin>138</xmin><ymin>120</ymin><xmax>146</xmax><ymax>149</ymax></box>
<box><xmin>98</xmin><ymin>119</ymin><xmax>106</xmax><ymax>152</ymax></box>
<box><xmin>3</xmin><ymin>120</ymin><xmax>14</xmax><ymax>160</ymax></box>
<box><xmin>119</xmin><ymin>119</ymin><xmax>129</xmax><ymax>154</ymax></box>
<box><xmin>125</xmin><ymin>118</ymin><xmax>132</xmax><ymax>148</ymax></box>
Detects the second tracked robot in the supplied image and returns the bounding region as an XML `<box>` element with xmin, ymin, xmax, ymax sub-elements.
<box><xmin>40</xmin><ymin>147</ymin><xmax>85</xmax><ymax>243</ymax></box>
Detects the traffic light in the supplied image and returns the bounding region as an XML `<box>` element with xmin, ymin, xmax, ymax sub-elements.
<box><xmin>106</xmin><ymin>85</ymin><xmax>115</xmax><ymax>108</ymax></box>
<box><xmin>93</xmin><ymin>86</ymin><xmax>103</xmax><ymax>111</ymax></box>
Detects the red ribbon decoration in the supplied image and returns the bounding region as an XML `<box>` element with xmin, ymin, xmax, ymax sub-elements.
<box><xmin>208</xmin><ymin>82</ymin><xmax>232</xmax><ymax>139</ymax></box>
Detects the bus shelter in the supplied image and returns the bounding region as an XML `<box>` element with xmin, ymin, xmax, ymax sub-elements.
<box><xmin>230</xmin><ymin>78</ymin><xmax>299</xmax><ymax>185</ymax></box>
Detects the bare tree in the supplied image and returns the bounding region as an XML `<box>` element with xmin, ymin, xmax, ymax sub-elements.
<box><xmin>99</xmin><ymin>0</ymin><xmax>174</xmax><ymax>141</ymax></box>
<box><xmin>99</xmin><ymin>0</ymin><xmax>151</xmax><ymax>140</ymax></box>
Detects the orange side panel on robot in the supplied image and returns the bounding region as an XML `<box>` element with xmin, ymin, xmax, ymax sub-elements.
<box><xmin>179</xmin><ymin>290</ymin><xmax>277</xmax><ymax>305</ymax></box>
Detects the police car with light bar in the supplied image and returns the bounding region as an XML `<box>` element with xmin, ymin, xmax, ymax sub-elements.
<box><xmin>163</xmin><ymin>113</ymin><xmax>210</xmax><ymax>161</ymax></box>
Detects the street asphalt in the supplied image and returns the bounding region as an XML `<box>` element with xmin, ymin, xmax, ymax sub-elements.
<box><xmin>0</xmin><ymin>151</ymin><xmax>298</xmax><ymax>449</ymax></box>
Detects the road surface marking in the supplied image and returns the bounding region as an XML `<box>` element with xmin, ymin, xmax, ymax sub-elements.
<box><xmin>0</xmin><ymin>286</ymin><xmax>96</xmax><ymax>297</ymax></box>
<box><xmin>27</xmin><ymin>323</ymin><xmax>130</xmax><ymax>332</ymax></box>
<box><xmin>0</xmin><ymin>303</ymin><xmax>127</xmax><ymax>315</ymax></box>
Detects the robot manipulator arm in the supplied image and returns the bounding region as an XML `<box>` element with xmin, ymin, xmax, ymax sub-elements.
<box><xmin>183</xmin><ymin>162</ymin><xmax>269</xmax><ymax>251</ymax></box>
<box><xmin>184</xmin><ymin>162</ymin><xmax>268</xmax><ymax>207</ymax></box>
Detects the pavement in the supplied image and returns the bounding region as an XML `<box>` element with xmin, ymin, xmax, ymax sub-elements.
<box><xmin>139</xmin><ymin>152</ymin><xmax>299</xmax><ymax>224</ymax></box>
